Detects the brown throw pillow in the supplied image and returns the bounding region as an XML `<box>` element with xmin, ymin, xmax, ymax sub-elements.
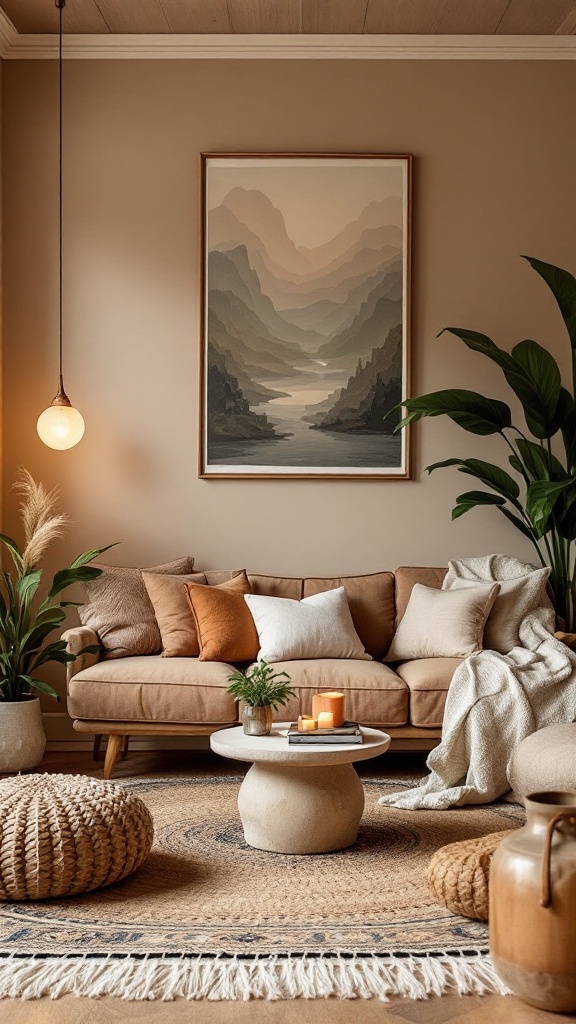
<box><xmin>185</xmin><ymin>572</ymin><xmax>259</xmax><ymax>663</ymax></box>
<box><xmin>142</xmin><ymin>571</ymin><xmax>208</xmax><ymax>657</ymax></box>
<box><xmin>79</xmin><ymin>557</ymin><xmax>195</xmax><ymax>659</ymax></box>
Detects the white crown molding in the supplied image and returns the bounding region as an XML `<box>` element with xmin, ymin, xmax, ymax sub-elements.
<box><xmin>1</xmin><ymin>30</ymin><xmax>576</xmax><ymax>61</ymax></box>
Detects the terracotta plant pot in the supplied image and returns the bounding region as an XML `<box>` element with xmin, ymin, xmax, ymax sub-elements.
<box><xmin>489</xmin><ymin>790</ymin><xmax>576</xmax><ymax>1012</ymax></box>
<box><xmin>242</xmin><ymin>704</ymin><xmax>273</xmax><ymax>736</ymax></box>
<box><xmin>0</xmin><ymin>697</ymin><xmax>47</xmax><ymax>773</ymax></box>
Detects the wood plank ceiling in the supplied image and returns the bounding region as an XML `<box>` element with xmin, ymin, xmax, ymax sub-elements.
<box><xmin>2</xmin><ymin>0</ymin><xmax>576</xmax><ymax>36</ymax></box>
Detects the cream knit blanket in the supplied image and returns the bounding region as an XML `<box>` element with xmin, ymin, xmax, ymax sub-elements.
<box><xmin>379</xmin><ymin>554</ymin><xmax>576</xmax><ymax>810</ymax></box>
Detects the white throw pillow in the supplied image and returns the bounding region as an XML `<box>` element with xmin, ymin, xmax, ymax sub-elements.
<box><xmin>446</xmin><ymin>567</ymin><xmax>551</xmax><ymax>654</ymax></box>
<box><xmin>386</xmin><ymin>582</ymin><xmax>500</xmax><ymax>661</ymax></box>
<box><xmin>244</xmin><ymin>587</ymin><xmax>371</xmax><ymax>663</ymax></box>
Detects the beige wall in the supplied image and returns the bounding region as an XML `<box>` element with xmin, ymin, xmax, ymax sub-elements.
<box><xmin>2</xmin><ymin>58</ymin><xmax>576</xmax><ymax>584</ymax></box>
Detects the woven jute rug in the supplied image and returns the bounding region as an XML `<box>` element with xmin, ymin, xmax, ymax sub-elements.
<box><xmin>0</xmin><ymin>772</ymin><xmax>524</xmax><ymax>1001</ymax></box>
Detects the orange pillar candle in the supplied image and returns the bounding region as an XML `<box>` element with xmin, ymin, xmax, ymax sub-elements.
<box><xmin>317</xmin><ymin>711</ymin><xmax>334</xmax><ymax>730</ymax></box>
<box><xmin>312</xmin><ymin>691</ymin><xmax>345</xmax><ymax>727</ymax></box>
<box><xmin>297</xmin><ymin>715</ymin><xmax>317</xmax><ymax>732</ymax></box>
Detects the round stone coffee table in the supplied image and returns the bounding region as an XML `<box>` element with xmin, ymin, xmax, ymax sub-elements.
<box><xmin>210</xmin><ymin>724</ymin><xmax>390</xmax><ymax>855</ymax></box>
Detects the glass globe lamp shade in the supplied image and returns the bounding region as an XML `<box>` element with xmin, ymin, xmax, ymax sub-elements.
<box><xmin>37</xmin><ymin>399</ymin><xmax>85</xmax><ymax>450</ymax></box>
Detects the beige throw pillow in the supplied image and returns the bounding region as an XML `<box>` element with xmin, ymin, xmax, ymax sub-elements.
<box><xmin>386</xmin><ymin>582</ymin><xmax>500</xmax><ymax>661</ymax></box>
<box><xmin>447</xmin><ymin>568</ymin><xmax>551</xmax><ymax>653</ymax></box>
<box><xmin>79</xmin><ymin>557</ymin><xmax>195</xmax><ymax>659</ymax></box>
<box><xmin>142</xmin><ymin>571</ymin><xmax>208</xmax><ymax>657</ymax></box>
<box><xmin>244</xmin><ymin>587</ymin><xmax>371</xmax><ymax>663</ymax></box>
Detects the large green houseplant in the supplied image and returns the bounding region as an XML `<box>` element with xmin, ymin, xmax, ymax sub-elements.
<box><xmin>394</xmin><ymin>256</ymin><xmax>576</xmax><ymax>631</ymax></box>
<box><xmin>0</xmin><ymin>469</ymin><xmax>111</xmax><ymax>771</ymax></box>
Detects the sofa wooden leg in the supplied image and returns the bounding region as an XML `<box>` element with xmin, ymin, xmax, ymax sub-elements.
<box><xmin>103</xmin><ymin>735</ymin><xmax>123</xmax><ymax>780</ymax></box>
<box><xmin>93</xmin><ymin>735</ymin><xmax>102</xmax><ymax>762</ymax></box>
<box><xmin>121</xmin><ymin>735</ymin><xmax>130</xmax><ymax>760</ymax></box>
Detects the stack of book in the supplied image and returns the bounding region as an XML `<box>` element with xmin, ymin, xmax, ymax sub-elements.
<box><xmin>287</xmin><ymin>722</ymin><xmax>363</xmax><ymax>745</ymax></box>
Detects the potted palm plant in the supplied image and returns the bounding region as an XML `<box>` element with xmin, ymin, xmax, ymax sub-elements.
<box><xmin>393</xmin><ymin>256</ymin><xmax>576</xmax><ymax>630</ymax></box>
<box><xmin>0</xmin><ymin>470</ymin><xmax>111</xmax><ymax>772</ymax></box>
<box><xmin>227</xmin><ymin>661</ymin><xmax>295</xmax><ymax>736</ymax></box>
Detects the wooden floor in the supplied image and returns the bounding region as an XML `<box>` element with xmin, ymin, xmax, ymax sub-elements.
<box><xmin>1</xmin><ymin>749</ymin><xmax>575</xmax><ymax>1024</ymax></box>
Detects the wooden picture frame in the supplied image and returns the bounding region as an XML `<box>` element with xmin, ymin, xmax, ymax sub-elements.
<box><xmin>200</xmin><ymin>153</ymin><xmax>412</xmax><ymax>480</ymax></box>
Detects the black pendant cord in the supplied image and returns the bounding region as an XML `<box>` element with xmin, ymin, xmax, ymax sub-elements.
<box><xmin>57</xmin><ymin>0</ymin><xmax>65</xmax><ymax>398</ymax></box>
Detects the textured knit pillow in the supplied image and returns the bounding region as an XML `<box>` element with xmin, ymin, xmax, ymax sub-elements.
<box><xmin>142</xmin><ymin>571</ymin><xmax>208</xmax><ymax>657</ymax></box>
<box><xmin>446</xmin><ymin>568</ymin><xmax>551</xmax><ymax>654</ymax></box>
<box><xmin>244</xmin><ymin>587</ymin><xmax>370</xmax><ymax>664</ymax></box>
<box><xmin>185</xmin><ymin>572</ymin><xmax>258</xmax><ymax>663</ymax></box>
<box><xmin>79</xmin><ymin>557</ymin><xmax>195</xmax><ymax>659</ymax></box>
<box><xmin>386</xmin><ymin>582</ymin><xmax>500</xmax><ymax>661</ymax></box>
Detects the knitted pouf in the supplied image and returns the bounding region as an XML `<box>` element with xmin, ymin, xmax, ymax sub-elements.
<box><xmin>508</xmin><ymin>723</ymin><xmax>576</xmax><ymax>803</ymax></box>
<box><xmin>0</xmin><ymin>774</ymin><xmax>154</xmax><ymax>901</ymax></box>
<box><xmin>427</xmin><ymin>830</ymin><xmax>510</xmax><ymax>921</ymax></box>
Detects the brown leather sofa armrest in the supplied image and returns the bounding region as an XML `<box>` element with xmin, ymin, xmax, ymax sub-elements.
<box><xmin>62</xmin><ymin>626</ymin><xmax>101</xmax><ymax>684</ymax></box>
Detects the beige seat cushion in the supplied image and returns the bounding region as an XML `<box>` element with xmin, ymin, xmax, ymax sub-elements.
<box><xmin>264</xmin><ymin>659</ymin><xmax>408</xmax><ymax>727</ymax></box>
<box><xmin>395</xmin><ymin>658</ymin><xmax>463</xmax><ymax>727</ymax></box>
<box><xmin>67</xmin><ymin>657</ymin><xmax>237</xmax><ymax>724</ymax></box>
<box><xmin>394</xmin><ymin>566</ymin><xmax>446</xmax><ymax>626</ymax></box>
<box><xmin>303</xmin><ymin>572</ymin><xmax>395</xmax><ymax>659</ymax></box>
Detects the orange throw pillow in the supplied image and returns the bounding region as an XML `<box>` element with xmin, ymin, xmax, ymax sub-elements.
<box><xmin>185</xmin><ymin>572</ymin><xmax>259</xmax><ymax>663</ymax></box>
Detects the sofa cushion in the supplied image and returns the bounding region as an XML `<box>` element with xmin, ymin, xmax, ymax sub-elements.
<box><xmin>395</xmin><ymin>658</ymin><xmax>463</xmax><ymax>727</ymax></box>
<box><xmin>247</xmin><ymin>573</ymin><xmax>304</xmax><ymax>599</ymax></box>
<box><xmin>395</xmin><ymin>566</ymin><xmax>446</xmax><ymax>626</ymax></box>
<box><xmin>303</xmin><ymin>572</ymin><xmax>395</xmax><ymax>659</ymax></box>
<box><xmin>264</xmin><ymin>659</ymin><xmax>408</xmax><ymax>727</ymax></box>
<box><xmin>445</xmin><ymin>564</ymin><xmax>552</xmax><ymax>654</ymax></box>
<box><xmin>142</xmin><ymin>571</ymin><xmax>207</xmax><ymax>657</ymax></box>
<box><xmin>245</xmin><ymin>588</ymin><xmax>370</xmax><ymax>663</ymax></box>
<box><xmin>186</xmin><ymin>573</ymin><xmax>259</xmax><ymax>663</ymax></box>
<box><xmin>387</xmin><ymin>583</ymin><xmax>499</xmax><ymax>661</ymax></box>
<box><xmin>79</xmin><ymin>557</ymin><xmax>196</xmax><ymax>659</ymax></box>
<box><xmin>67</xmin><ymin>657</ymin><xmax>237</xmax><ymax>724</ymax></box>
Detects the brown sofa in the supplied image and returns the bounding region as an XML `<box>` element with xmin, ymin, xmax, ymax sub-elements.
<box><xmin>63</xmin><ymin>566</ymin><xmax>454</xmax><ymax>778</ymax></box>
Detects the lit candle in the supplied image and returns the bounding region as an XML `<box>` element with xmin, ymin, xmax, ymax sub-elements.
<box><xmin>317</xmin><ymin>711</ymin><xmax>334</xmax><ymax>729</ymax></box>
<box><xmin>312</xmin><ymin>691</ymin><xmax>345</xmax><ymax>727</ymax></box>
<box><xmin>297</xmin><ymin>715</ymin><xmax>317</xmax><ymax>732</ymax></box>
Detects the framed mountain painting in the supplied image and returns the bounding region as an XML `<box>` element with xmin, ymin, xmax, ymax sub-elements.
<box><xmin>200</xmin><ymin>154</ymin><xmax>412</xmax><ymax>479</ymax></box>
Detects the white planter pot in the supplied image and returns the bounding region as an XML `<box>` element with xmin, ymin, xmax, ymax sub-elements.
<box><xmin>0</xmin><ymin>697</ymin><xmax>47</xmax><ymax>773</ymax></box>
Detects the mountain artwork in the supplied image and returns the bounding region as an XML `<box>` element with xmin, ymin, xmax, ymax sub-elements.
<box><xmin>200</xmin><ymin>155</ymin><xmax>412</xmax><ymax>478</ymax></box>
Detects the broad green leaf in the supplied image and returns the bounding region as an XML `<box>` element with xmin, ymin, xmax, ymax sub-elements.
<box><xmin>0</xmin><ymin>534</ymin><xmax>23</xmax><ymax>573</ymax></box>
<box><xmin>452</xmin><ymin>490</ymin><xmax>506</xmax><ymax>521</ymax></box>
<box><xmin>427</xmin><ymin>457</ymin><xmax>520</xmax><ymax>501</ymax></box>
<box><xmin>15</xmin><ymin>570</ymin><xmax>42</xmax><ymax>608</ymax></box>
<box><xmin>19</xmin><ymin>675</ymin><xmax>59</xmax><ymax>701</ymax></box>
<box><xmin>68</xmin><ymin>543</ymin><xmax>117</xmax><ymax>570</ymax></box>
<box><xmin>47</xmin><ymin>565</ymin><xmax>102</xmax><ymax>600</ymax></box>
<box><xmin>526</xmin><ymin>479</ymin><xmax>573</xmax><ymax>538</ymax></box>
<box><xmin>508</xmin><ymin>340</ymin><xmax>562</xmax><ymax>438</ymax></box>
<box><xmin>516</xmin><ymin>439</ymin><xmax>566</xmax><ymax>482</ymax></box>
<box><xmin>77</xmin><ymin>644</ymin><xmax>103</xmax><ymax>656</ymax></box>
<box><xmin>556</xmin><ymin>388</ymin><xmax>576</xmax><ymax>470</ymax></box>
<box><xmin>498</xmin><ymin>505</ymin><xmax>538</xmax><ymax>543</ymax></box>
<box><xmin>395</xmin><ymin>390</ymin><xmax>512</xmax><ymax>436</ymax></box>
<box><xmin>523</xmin><ymin>256</ymin><xmax>576</xmax><ymax>398</ymax></box>
<box><xmin>438</xmin><ymin>327</ymin><xmax>563</xmax><ymax>439</ymax></box>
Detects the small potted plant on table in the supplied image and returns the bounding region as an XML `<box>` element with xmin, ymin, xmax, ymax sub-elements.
<box><xmin>227</xmin><ymin>661</ymin><xmax>295</xmax><ymax>736</ymax></box>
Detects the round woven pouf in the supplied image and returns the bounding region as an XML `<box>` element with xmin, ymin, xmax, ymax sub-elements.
<box><xmin>508</xmin><ymin>723</ymin><xmax>576</xmax><ymax>803</ymax></box>
<box><xmin>0</xmin><ymin>774</ymin><xmax>154</xmax><ymax>901</ymax></box>
<box><xmin>427</xmin><ymin>831</ymin><xmax>511</xmax><ymax>921</ymax></box>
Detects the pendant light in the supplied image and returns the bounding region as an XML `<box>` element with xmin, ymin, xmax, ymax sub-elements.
<box><xmin>37</xmin><ymin>0</ymin><xmax>85</xmax><ymax>451</ymax></box>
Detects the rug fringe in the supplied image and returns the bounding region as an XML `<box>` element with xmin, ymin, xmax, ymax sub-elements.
<box><xmin>0</xmin><ymin>952</ymin><xmax>509</xmax><ymax>1001</ymax></box>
